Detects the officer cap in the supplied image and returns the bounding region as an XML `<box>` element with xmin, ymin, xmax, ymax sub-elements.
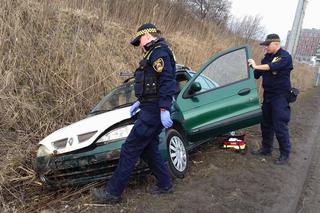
<box><xmin>260</xmin><ymin>34</ymin><xmax>281</xmax><ymax>46</ymax></box>
<box><xmin>131</xmin><ymin>23</ymin><xmax>160</xmax><ymax>46</ymax></box>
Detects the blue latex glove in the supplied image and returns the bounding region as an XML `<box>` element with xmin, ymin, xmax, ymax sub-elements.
<box><xmin>130</xmin><ymin>101</ymin><xmax>140</xmax><ymax>117</ymax></box>
<box><xmin>160</xmin><ymin>109</ymin><xmax>173</xmax><ymax>128</ymax></box>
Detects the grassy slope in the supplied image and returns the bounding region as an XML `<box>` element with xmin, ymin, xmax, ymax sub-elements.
<box><xmin>0</xmin><ymin>0</ymin><xmax>315</xmax><ymax>211</ymax></box>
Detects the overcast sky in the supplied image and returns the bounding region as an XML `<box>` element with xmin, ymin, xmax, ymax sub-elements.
<box><xmin>229</xmin><ymin>0</ymin><xmax>320</xmax><ymax>43</ymax></box>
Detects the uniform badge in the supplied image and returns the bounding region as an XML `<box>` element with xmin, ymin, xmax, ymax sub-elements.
<box><xmin>272</xmin><ymin>57</ymin><xmax>281</xmax><ymax>63</ymax></box>
<box><xmin>153</xmin><ymin>58</ymin><xmax>164</xmax><ymax>73</ymax></box>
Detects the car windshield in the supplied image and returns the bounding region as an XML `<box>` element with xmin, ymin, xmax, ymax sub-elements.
<box><xmin>90</xmin><ymin>82</ymin><xmax>136</xmax><ymax>115</ymax></box>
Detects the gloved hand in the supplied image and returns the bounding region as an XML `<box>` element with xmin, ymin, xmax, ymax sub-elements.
<box><xmin>160</xmin><ymin>109</ymin><xmax>173</xmax><ymax>128</ymax></box>
<box><xmin>130</xmin><ymin>101</ymin><xmax>140</xmax><ymax>117</ymax></box>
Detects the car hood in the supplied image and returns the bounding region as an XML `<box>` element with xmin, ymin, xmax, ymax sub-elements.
<box><xmin>38</xmin><ymin>107</ymin><xmax>131</xmax><ymax>154</ymax></box>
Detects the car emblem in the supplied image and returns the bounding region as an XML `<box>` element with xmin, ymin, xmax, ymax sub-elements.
<box><xmin>68</xmin><ymin>138</ymin><xmax>73</xmax><ymax>146</ymax></box>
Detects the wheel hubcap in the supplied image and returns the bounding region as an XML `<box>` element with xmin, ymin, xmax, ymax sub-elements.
<box><xmin>169</xmin><ymin>136</ymin><xmax>187</xmax><ymax>172</ymax></box>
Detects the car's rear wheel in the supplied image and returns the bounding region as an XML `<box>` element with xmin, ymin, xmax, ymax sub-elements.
<box><xmin>166</xmin><ymin>129</ymin><xmax>188</xmax><ymax>178</ymax></box>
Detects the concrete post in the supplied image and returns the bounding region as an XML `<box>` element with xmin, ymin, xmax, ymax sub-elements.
<box><xmin>316</xmin><ymin>66</ymin><xmax>320</xmax><ymax>86</ymax></box>
<box><xmin>287</xmin><ymin>0</ymin><xmax>308</xmax><ymax>59</ymax></box>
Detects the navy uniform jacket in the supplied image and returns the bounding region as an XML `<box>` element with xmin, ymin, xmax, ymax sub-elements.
<box><xmin>142</xmin><ymin>38</ymin><xmax>176</xmax><ymax>110</ymax></box>
<box><xmin>254</xmin><ymin>48</ymin><xmax>293</xmax><ymax>102</ymax></box>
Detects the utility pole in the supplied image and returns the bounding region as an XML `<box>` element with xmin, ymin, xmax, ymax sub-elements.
<box><xmin>287</xmin><ymin>0</ymin><xmax>308</xmax><ymax>59</ymax></box>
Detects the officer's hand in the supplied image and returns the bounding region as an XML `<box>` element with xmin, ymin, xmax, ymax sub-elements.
<box><xmin>160</xmin><ymin>109</ymin><xmax>173</xmax><ymax>128</ymax></box>
<box><xmin>248</xmin><ymin>59</ymin><xmax>256</xmax><ymax>69</ymax></box>
<box><xmin>130</xmin><ymin>101</ymin><xmax>140</xmax><ymax>117</ymax></box>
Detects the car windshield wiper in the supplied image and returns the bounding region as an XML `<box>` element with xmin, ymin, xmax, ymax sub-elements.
<box><xmin>111</xmin><ymin>103</ymin><xmax>132</xmax><ymax>110</ymax></box>
<box><xmin>89</xmin><ymin>109</ymin><xmax>111</xmax><ymax>115</ymax></box>
<box><xmin>89</xmin><ymin>103</ymin><xmax>132</xmax><ymax>116</ymax></box>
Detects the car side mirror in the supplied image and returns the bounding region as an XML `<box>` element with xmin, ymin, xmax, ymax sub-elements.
<box><xmin>188</xmin><ymin>82</ymin><xmax>202</xmax><ymax>95</ymax></box>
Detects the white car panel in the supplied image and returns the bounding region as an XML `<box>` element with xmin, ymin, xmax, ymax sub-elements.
<box><xmin>39</xmin><ymin>107</ymin><xmax>131</xmax><ymax>154</ymax></box>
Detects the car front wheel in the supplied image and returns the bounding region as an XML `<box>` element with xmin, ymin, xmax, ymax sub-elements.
<box><xmin>166</xmin><ymin>129</ymin><xmax>188</xmax><ymax>178</ymax></box>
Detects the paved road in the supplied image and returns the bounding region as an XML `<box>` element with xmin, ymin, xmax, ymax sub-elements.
<box><xmin>257</xmin><ymin>86</ymin><xmax>320</xmax><ymax>213</ymax></box>
<box><xmin>296</xmin><ymin>98</ymin><xmax>320</xmax><ymax>213</ymax></box>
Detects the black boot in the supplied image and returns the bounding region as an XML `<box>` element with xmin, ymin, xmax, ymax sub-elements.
<box><xmin>251</xmin><ymin>148</ymin><xmax>272</xmax><ymax>156</ymax></box>
<box><xmin>147</xmin><ymin>185</ymin><xmax>173</xmax><ymax>194</ymax></box>
<box><xmin>275</xmin><ymin>155</ymin><xmax>289</xmax><ymax>165</ymax></box>
<box><xmin>91</xmin><ymin>188</ymin><xmax>121</xmax><ymax>204</ymax></box>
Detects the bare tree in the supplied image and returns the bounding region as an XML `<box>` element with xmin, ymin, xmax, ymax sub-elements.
<box><xmin>206</xmin><ymin>0</ymin><xmax>231</xmax><ymax>26</ymax></box>
<box><xmin>228</xmin><ymin>15</ymin><xmax>266</xmax><ymax>42</ymax></box>
<box><xmin>174</xmin><ymin>0</ymin><xmax>231</xmax><ymax>26</ymax></box>
<box><xmin>192</xmin><ymin>0</ymin><xmax>212</xmax><ymax>19</ymax></box>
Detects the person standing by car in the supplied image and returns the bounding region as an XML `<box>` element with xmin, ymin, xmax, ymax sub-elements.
<box><xmin>248</xmin><ymin>34</ymin><xmax>293</xmax><ymax>165</ymax></box>
<box><xmin>91</xmin><ymin>23</ymin><xmax>176</xmax><ymax>203</ymax></box>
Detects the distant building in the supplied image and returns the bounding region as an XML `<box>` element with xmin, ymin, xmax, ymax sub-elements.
<box><xmin>285</xmin><ymin>28</ymin><xmax>320</xmax><ymax>63</ymax></box>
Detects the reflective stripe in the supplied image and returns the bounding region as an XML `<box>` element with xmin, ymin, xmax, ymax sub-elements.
<box><xmin>265</xmin><ymin>39</ymin><xmax>280</xmax><ymax>43</ymax></box>
<box><xmin>169</xmin><ymin>47</ymin><xmax>176</xmax><ymax>62</ymax></box>
<box><xmin>136</xmin><ymin>28</ymin><xmax>157</xmax><ymax>37</ymax></box>
<box><xmin>223</xmin><ymin>145</ymin><xmax>246</xmax><ymax>150</ymax></box>
<box><xmin>144</xmin><ymin>45</ymin><xmax>161</xmax><ymax>60</ymax></box>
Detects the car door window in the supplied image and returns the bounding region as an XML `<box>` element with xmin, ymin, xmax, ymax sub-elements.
<box><xmin>194</xmin><ymin>48</ymin><xmax>248</xmax><ymax>94</ymax></box>
<box><xmin>194</xmin><ymin>75</ymin><xmax>212</xmax><ymax>92</ymax></box>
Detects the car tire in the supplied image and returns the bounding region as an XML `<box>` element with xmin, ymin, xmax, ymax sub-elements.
<box><xmin>166</xmin><ymin>129</ymin><xmax>188</xmax><ymax>179</ymax></box>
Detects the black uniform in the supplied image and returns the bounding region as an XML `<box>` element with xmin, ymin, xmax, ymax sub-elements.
<box><xmin>106</xmin><ymin>38</ymin><xmax>176</xmax><ymax>197</ymax></box>
<box><xmin>254</xmin><ymin>48</ymin><xmax>293</xmax><ymax>157</ymax></box>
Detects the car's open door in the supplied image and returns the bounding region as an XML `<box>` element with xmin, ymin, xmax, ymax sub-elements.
<box><xmin>174</xmin><ymin>45</ymin><xmax>261</xmax><ymax>142</ymax></box>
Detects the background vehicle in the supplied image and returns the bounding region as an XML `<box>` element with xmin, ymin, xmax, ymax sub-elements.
<box><xmin>35</xmin><ymin>45</ymin><xmax>261</xmax><ymax>187</ymax></box>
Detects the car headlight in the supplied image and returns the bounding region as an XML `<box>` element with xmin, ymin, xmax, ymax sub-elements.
<box><xmin>96</xmin><ymin>125</ymin><xmax>134</xmax><ymax>144</ymax></box>
<box><xmin>37</xmin><ymin>145</ymin><xmax>51</xmax><ymax>157</ymax></box>
<box><xmin>51</xmin><ymin>138</ymin><xmax>68</xmax><ymax>149</ymax></box>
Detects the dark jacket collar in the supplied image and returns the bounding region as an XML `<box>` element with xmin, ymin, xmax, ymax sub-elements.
<box><xmin>144</xmin><ymin>37</ymin><xmax>166</xmax><ymax>52</ymax></box>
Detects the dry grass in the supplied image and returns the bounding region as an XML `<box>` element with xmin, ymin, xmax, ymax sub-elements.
<box><xmin>0</xmin><ymin>0</ymin><xmax>315</xmax><ymax>212</ymax></box>
<box><xmin>291</xmin><ymin>63</ymin><xmax>316</xmax><ymax>91</ymax></box>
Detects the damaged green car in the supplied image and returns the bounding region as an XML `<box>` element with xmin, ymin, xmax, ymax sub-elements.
<box><xmin>35</xmin><ymin>45</ymin><xmax>262</xmax><ymax>187</ymax></box>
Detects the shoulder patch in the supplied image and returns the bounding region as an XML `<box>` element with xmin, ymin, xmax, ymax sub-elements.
<box><xmin>272</xmin><ymin>56</ymin><xmax>281</xmax><ymax>63</ymax></box>
<box><xmin>153</xmin><ymin>58</ymin><xmax>164</xmax><ymax>73</ymax></box>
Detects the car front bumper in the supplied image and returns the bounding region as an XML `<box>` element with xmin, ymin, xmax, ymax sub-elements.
<box><xmin>35</xmin><ymin>131</ymin><xmax>168</xmax><ymax>188</ymax></box>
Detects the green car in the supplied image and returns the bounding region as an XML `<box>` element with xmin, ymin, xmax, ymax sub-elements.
<box><xmin>35</xmin><ymin>45</ymin><xmax>262</xmax><ymax>187</ymax></box>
